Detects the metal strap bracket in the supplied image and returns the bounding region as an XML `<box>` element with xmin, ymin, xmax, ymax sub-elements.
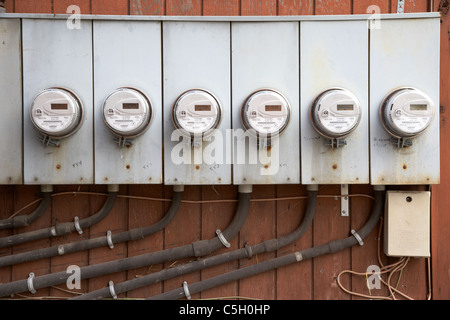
<box><xmin>216</xmin><ymin>229</ymin><xmax>231</xmax><ymax>248</ymax></box>
<box><xmin>351</xmin><ymin>229</ymin><xmax>364</xmax><ymax>246</ymax></box>
<box><xmin>106</xmin><ymin>230</ymin><xmax>114</xmax><ymax>249</ymax></box>
<box><xmin>183</xmin><ymin>281</ymin><xmax>191</xmax><ymax>300</ymax></box>
<box><xmin>397</xmin><ymin>0</ymin><xmax>405</xmax><ymax>13</ymax></box>
<box><xmin>27</xmin><ymin>272</ymin><xmax>36</xmax><ymax>294</ymax></box>
<box><xmin>108</xmin><ymin>281</ymin><xmax>117</xmax><ymax>299</ymax></box>
<box><xmin>74</xmin><ymin>216</ymin><xmax>83</xmax><ymax>234</ymax></box>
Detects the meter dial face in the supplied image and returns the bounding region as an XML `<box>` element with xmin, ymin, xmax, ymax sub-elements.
<box><xmin>310</xmin><ymin>88</ymin><xmax>361</xmax><ymax>139</ymax></box>
<box><xmin>241</xmin><ymin>89</ymin><xmax>290</xmax><ymax>137</ymax></box>
<box><xmin>30</xmin><ymin>88</ymin><xmax>83</xmax><ymax>139</ymax></box>
<box><xmin>103</xmin><ymin>88</ymin><xmax>152</xmax><ymax>138</ymax></box>
<box><xmin>380</xmin><ymin>87</ymin><xmax>435</xmax><ymax>139</ymax></box>
<box><xmin>172</xmin><ymin>89</ymin><xmax>221</xmax><ymax>137</ymax></box>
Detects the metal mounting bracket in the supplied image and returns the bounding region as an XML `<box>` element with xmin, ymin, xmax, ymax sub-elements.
<box><xmin>397</xmin><ymin>0</ymin><xmax>405</xmax><ymax>13</ymax></box>
<box><xmin>341</xmin><ymin>184</ymin><xmax>349</xmax><ymax>217</ymax></box>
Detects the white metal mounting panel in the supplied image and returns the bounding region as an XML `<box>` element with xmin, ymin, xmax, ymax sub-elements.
<box><xmin>163</xmin><ymin>21</ymin><xmax>232</xmax><ymax>185</ymax></box>
<box><xmin>232</xmin><ymin>21</ymin><xmax>300</xmax><ymax>185</ymax></box>
<box><xmin>93</xmin><ymin>20</ymin><xmax>163</xmax><ymax>184</ymax></box>
<box><xmin>0</xmin><ymin>19</ymin><xmax>22</xmax><ymax>184</ymax></box>
<box><xmin>22</xmin><ymin>19</ymin><xmax>94</xmax><ymax>185</ymax></box>
<box><xmin>300</xmin><ymin>20</ymin><xmax>369</xmax><ymax>185</ymax></box>
<box><xmin>369</xmin><ymin>18</ymin><xmax>440</xmax><ymax>185</ymax></box>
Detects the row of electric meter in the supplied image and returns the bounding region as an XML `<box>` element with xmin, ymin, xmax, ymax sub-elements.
<box><xmin>0</xmin><ymin>15</ymin><xmax>440</xmax><ymax>186</ymax></box>
<box><xmin>30</xmin><ymin>86</ymin><xmax>434</xmax><ymax>150</ymax></box>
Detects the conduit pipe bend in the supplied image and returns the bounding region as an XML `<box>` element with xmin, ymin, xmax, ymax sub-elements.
<box><xmin>0</xmin><ymin>185</ymin><xmax>53</xmax><ymax>230</ymax></box>
<box><xmin>148</xmin><ymin>185</ymin><xmax>385</xmax><ymax>300</ymax></box>
<box><xmin>0</xmin><ymin>184</ymin><xmax>252</xmax><ymax>298</ymax></box>
<box><xmin>0</xmin><ymin>185</ymin><xmax>184</xmax><ymax>268</ymax></box>
<box><xmin>0</xmin><ymin>184</ymin><xmax>119</xmax><ymax>249</ymax></box>
<box><xmin>72</xmin><ymin>184</ymin><xmax>317</xmax><ymax>300</ymax></box>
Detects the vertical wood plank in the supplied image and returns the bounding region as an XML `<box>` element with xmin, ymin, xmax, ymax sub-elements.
<box><xmin>91</xmin><ymin>0</ymin><xmax>129</xmax><ymax>14</ymax></box>
<box><xmin>241</xmin><ymin>0</ymin><xmax>277</xmax><ymax>15</ymax></box>
<box><xmin>432</xmin><ymin>0</ymin><xmax>450</xmax><ymax>300</ymax></box>
<box><xmin>0</xmin><ymin>186</ymin><xmax>15</xmax><ymax>287</ymax></box>
<box><xmin>391</xmin><ymin>0</ymin><xmax>428</xmax><ymax>13</ymax></box>
<box><xmin>130</xmin><ymin>0</ymin><xmax>165</xmax><ymax>15</ymax></box>
<box><xmin>3</xmin><ymin>0</ymin><xmax>14</xmax><ymax>13</ymax></box>
<box><xmin>14</xmin><ymin>0</ymin><xmax>53</xmax><ymax>13</ymax></box>
<box><xmin>352</xmin><ymin>0</ymin><xmax>391</xmax><ymax>14</ymax></box>
<box><xmin>11</xmin><ymin>185</ymin><xmax>51</xmax><ymax>299</ymax></box>
<box><xmin>314</xmin><ymin>0</ymin><xmax>352</xmax><ymax>15</ymax></box>
<box><xmin>238</xmin><ymin>185</ymin><xmax>276</xmax><ymax>299</ymax></box>
<box><xmin>199</xmin><ymin>185</ymin><xmax>238</xmax><ymax>299</ymax></box>
<box><xmin>166</xmin><ymin>0</ymin><xmax>202</xmax><ymax>15</ymax></box>
<box><xmin>277</xmin><ymin>0</ymin><xmax>314</xmax><ymax>15</ymax></box>
<box><xmin>203</xmin><ymin>0</ymin><xmax>240</xmax><ymax>15</ymax></box>
<box><xmin>126</xmin><ymin>184</ymin><xmax>166</xmax><ymax>298</ymax></box>
<box><xmin>313</xmin><ymin>185</ymin><xmax>351</xmax><ymax>300</ymax></box>
<box><xmin>48</xmin><ymin>185</ymin><xmax>91</xmax><ymax>298</ymax></box>
<box><xmin>276</xmin><ymin>184</ymin><xmax>313</xmax><ymax>300</ymax></box>
<box><xmin>162</xmin><ymin>185</ymin><xmax>202</xmax><ymax>299</ymax></box>
<box><xmin>53</xmin><ymin>0</ymin><xmax>91</xmax><ymax>14</ymax></box>
<box><xmin>87</xmin><ymin>185</ymin><xmax>128</xmax><ymax>297</ymax></box>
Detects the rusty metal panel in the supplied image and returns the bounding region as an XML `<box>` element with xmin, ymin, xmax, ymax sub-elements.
<box><xmin>0</xmin><ymin>18</ymin><xmax>22</xmax><ymax>184</ymax></box>
<box><xmin>370</xmin><ymin>17</ymin><xmax>440</xmax><ymax>185</ymax></box>
<box><xmin>93</xmin><ymin>20</ymin><xmax>162</xmax><ymax>184</ymax></box>
<box><xmin>22</xmin><ymin>18</ymin><xmax>93</xmax><ymax>185</ymax></box>
<box><xmin>163</xmin><ymin>21</ymin><xmax>231</xmax><ymax>185</ymax></box>
<box><xmin>232</xmin><ymin>21</ymin><xmax>300</xmax><ymax>185</ymax></box>
<box><xmin>300</xmin><ymin>20</ymin><xmax>369</xmax><ymax>185</ymax></box>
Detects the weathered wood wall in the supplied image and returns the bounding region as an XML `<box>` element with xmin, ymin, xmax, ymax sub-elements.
<box><xmin>0</xmin><ymin>0</ymin><xmax>448</xmax><ymax>300</ymax></box>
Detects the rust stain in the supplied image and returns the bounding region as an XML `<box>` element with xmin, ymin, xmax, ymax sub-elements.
<box><xmin>195</xmin><ymin>165</ymin><xmax>200</xmax><ymax>170</ymax></box>
<box><xmin>126</xmin><ymin>164</ymin><xmax>131</xmax><ymax>170</ymax></box>
<box><xmin>56</xmin><ymin>164</ymin><xmax>61</xmax><ymax>170</ymax></box>
<box><xmin>403</xmin><ymin>164</ymin><xmax>407</xmax><ymax>170</ymax></box>
<box><xmin>332</xmin><ymin>164</ymin><xmax>338</xmax><ymax>170</ymax></box>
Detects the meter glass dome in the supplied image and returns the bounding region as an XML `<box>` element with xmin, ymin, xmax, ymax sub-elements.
<box><xmin>380</xmin><ymin>87</ymin><xmax>435</xmax><ymax>139</ymax></box>
<box><xmin>103</xmin><ymin>88</ymin><xmax>152</xmax><ymax>138</ymax></box>
<box><xmin>30</xmin><ymin>87</ymin><xmax>83</xmax><ymax>139</ymax></box>
<box><xmin>172</xmin><ymin>89</ymin><xmax>222</xmax><ymax>137</ymax></box>
<box><xmin>310</xmin><ymin>88</ymin><xmax>361</xmax><ymax>140</ymax></box>
<box><xmin>241</xmin><ymin>89</ymin><xmax>290</xmax><ymax>137</ymax></box>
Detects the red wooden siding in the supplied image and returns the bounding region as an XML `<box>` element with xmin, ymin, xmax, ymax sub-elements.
<box><xmin>0</xmin><ymin>0</ymin><xmax>448</xmax><ymax>300</ymax></box>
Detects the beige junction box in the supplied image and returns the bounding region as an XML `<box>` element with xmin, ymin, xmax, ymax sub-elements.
<box><xmin>384</xmin><ymin>190</ymin><xmax>431</xmax><ymax>258</ymax></box>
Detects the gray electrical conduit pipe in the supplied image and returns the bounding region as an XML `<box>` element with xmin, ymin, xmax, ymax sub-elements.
<box><xmin>0</xmin><ymin>184</ymin><xmax>252</xmax><ymax>298</ymax></box>
<box><xmin>72</xmin><ymin>185</ymin><xmax>318</xmax><ymax>300</ymax></box>
<box><xmin>0</xmin><ymin>185</ymin><xmax>184</xmax><ymax>268</ymax></box>
<box><xmin>0</xmin><ymin>184</ymin><xmax>119</xmax><ymax>249</ymax></box>
<box><xmin>148</xmin><ymin>185</ymin><xmax>385</xmax><ymax>300</ymax></box>
<box><xmin>0</xmin><ymin>185</ymin><xmax>53</xmax><ymax>230</ymax></box>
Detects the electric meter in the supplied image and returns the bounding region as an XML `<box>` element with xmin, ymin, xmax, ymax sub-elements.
<box><xmin>103</xmin><ymin>88</ymin><xmax>152</xmax><ymax>139</ymax></box>
<box><xmin>310</xmin><ymin>88</ymin><xmax>361</xmax><ymax>140</ymax></box>
<box><xmin>380</xmin><ymin>87</ymin><xmax>435</xmax><ymax>140</ymax></box>
<box><xmin>172</xmin><ymin>89</ymin><xmax>222</xmax><ymax>138</ymax></box>
<box><xmin>241</xmin><ymin>89</ymin><xmax>290</xmax><ymax>138</ymax></box>
<box><xmin>30</xmin><ymin>87</ymin><xmax>83</xmax><ymax>140</ymax></box>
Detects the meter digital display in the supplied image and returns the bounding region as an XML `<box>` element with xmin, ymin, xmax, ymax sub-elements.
<box><xmin>241</xmin><ymin>89</ymin><xmax>290</xmax><ymax>138</ymax></box>
<box><xmin>172</xmin><ymin>89</ymin><xmax>222</xmax><ymax>138</ymax></box>
<box><xmin>380</xmin><ymin>87</ymin><xmax>435</xmax><ymax>139</ymax></box>
<box><xmin>30</xmin><ymin>87</ymin><xmax>83</xmax><ymax>139</ymax></box>
<box><xmin>310</xmin><ymin>88</ymin><xmax>361</xmax><ymax>140</ymax></box>
<box><xmin>102</xmin><ymin>87</ymin><xmax>152</xmax><ymax>138</ymax></box>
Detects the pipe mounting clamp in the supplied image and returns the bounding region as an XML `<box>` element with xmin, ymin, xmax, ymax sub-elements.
<box><xmin>106</xmin><ymin>230</ymin><xmax>114</xmax><ymax>249</ymax></box>
<box><xmin>108</xmin><ymin>281</ymin><xmax>117</xmax><ymax>299</ymax></box>
<box><xmin>216</xmin><ymin>229</ymin><xmax>230</xmax><ymax>248</ymax></box>
<box><xmin>27</xmin><ymin>272</ymin><xmax>36</xmax><ymax>294</ymax></box>
<box><xmin>183</xmin><ymin>281</ymin><xmax>191</xmax><ymax>300</ymax></box>
<box><xmin>351</xmin><ymin>229</ymin><xmax>364</xmax><ymax>246</ymax></box>
<box><xmin>74</xmin><ymin>216</ymin><xmax>83</xmax><ymax>234</ymax></box>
